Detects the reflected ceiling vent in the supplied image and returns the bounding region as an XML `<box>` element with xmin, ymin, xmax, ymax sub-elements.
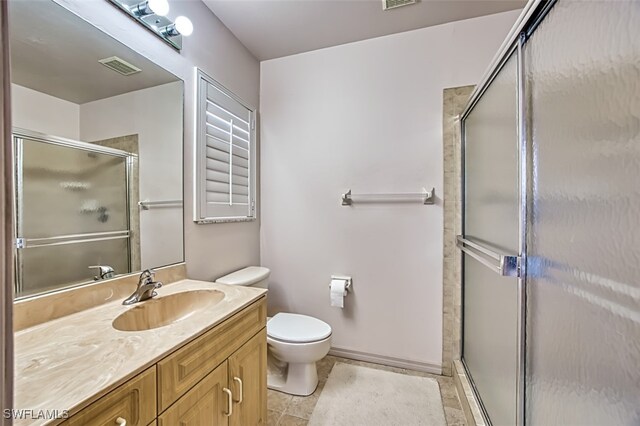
<box><xmin>98</xmin><ymin>56</ymin><xmax>141</xmax><ymax>76</ymax></box>
<box><xmin>382</xmin><ymin>0</ymin><xmax>417</xmax><ymax>10</ymax></box>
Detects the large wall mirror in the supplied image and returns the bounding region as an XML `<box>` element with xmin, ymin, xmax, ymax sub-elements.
<box><xmin>9</xmin><ymin>0</ymin><xmax>184</xmax><ymax>299</ymax></box>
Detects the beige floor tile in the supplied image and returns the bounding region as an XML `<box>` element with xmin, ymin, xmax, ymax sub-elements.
<box><xmin>268</xmin><ymin>389</ymin><xmax>293</xmax><ymax>412</ymax></box>
<box><xmin>443</xmin><ymin>395</ymin><xmax>463</xmax><ymax>409</ymax></box>
<box><xmin>309</xmin><ymin>385</ymin><xmax>323</xmax><ymax>398</ymax></box>
<box><xmin>444</xmin><ymin>405</ymin><xmax>467</xmax><ymax>425</ymax></box>
<box><xmin>268</xmin><ymin>409</ymin><xmax>282</xmax><ymax>426</ymax></box>
<box><xmin>318</xmin><ymin>355</ymin><xmax>337</xmax><ymax>369</ymax></box>
<box><xmin>316</xmin><ymin>358</ymin><xmax>336</xmax><ymax>382</ymax></box>
<box><xmin>285</xmin><ymin>393</ymin><xmax>320</xmax><ymax>420</ymax></box>
<box><xmin>439</xmin><ymin>381</ymin><xmax>459</xmax><ymax>399</ymax></box>
<box><xmin>278</xmin><ymin>414</ymin><xmax>309</xmax><ymax>426</ymax></box>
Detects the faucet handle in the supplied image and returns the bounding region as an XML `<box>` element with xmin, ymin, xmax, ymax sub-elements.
<box><xmin>138</xmin><ymin>269</ymin><xmax>159</xmax><ymax>286</ymax></box>
<box><xmin>89</xmin><ymin>265</ymin><xmax>115</xmax><ymax>280</ymax></box>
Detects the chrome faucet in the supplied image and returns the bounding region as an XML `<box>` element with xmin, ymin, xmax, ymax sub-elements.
<box><xmin>89</xmin><ymin>265</ymin><xmax>115</xmax><ymax>281</ymax></box>
<box><xmin>123</xmin><ymin>269</ymin><xmax>163</xmax><ymax>305</ymax></box>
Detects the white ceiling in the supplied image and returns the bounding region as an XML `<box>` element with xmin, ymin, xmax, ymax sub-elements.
<box><xmin>203</xmin><ymin>0</ymin><xmax>525</xmax><ymax>61</ymax></box>
<box><xmin>9</xmin><ymin>0</ymin><xmax>180</xmax><ymax>104</ymax></box>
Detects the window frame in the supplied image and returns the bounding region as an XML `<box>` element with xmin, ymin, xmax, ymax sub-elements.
<box><xmin>194</xmin><ymin>68</ymin><xmax>256</xmax><ymax>224</ymax></box>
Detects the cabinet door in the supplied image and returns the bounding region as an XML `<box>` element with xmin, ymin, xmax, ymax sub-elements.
<box><xmin>228</xmin><ymin>329</ymin><xmax>267</xmax><ymax>426</ymax></box>
<box><xmin>158</xmin><ymin>361</ymin><xmax>230</xmax><ymax>426</ymax></box>
<box><xmin>157</xmin><ymin>297</ymin><xmax>266</xmax><ymax>411</ymax></box>
<box><xmin>62</xmin><ymin>367</ymin><xmax>156</xmax><ymax>426</ymax></box>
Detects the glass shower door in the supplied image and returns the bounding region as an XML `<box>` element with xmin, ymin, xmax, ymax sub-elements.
<box><xmin>524</xmin><ymin>1</ymin><xmax>640</xmax><ymax>423</ymax></box>
<box><xmin>460</xmin><ymin>48</ymin><xmax>521</xmax><ymax>426</ymax></box>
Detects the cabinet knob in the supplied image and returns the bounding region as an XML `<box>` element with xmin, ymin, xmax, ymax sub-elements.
<box><xmin>115</xmin><ymin>418</ymin><xmax>127</xmax><ymax>426</ymax></box>
<box><xmin>223</xmin><ymin>387</ymin><xmax>233</xmax><ymax>417</ymax></box>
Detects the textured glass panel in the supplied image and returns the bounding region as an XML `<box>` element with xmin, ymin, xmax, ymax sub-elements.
<box><xmin>19</xmin><ymin>139</ymin><xmax>128</xmax><ymax>238</ymax></box>
<box><xmin>18</xmin><ymin>238</ymin><xmax>129</xmax><ymax>298</ymax></box>
<box><xmin>463</xmin><ymin>50</ymin><xmax>519</xmax><ymax>426</ymax></box>
<box><xmin>526</xmin><ymin>1</ymin><xmax>640</xmax><ymax>424</ymax></box>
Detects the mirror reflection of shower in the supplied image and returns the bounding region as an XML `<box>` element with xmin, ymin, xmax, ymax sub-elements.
<box><xmin>13</xmin><ymin>130</ymin><xmax>137</xmax><ymax>298</ymax></box>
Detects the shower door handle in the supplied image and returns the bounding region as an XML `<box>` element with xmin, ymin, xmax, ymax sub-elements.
<box><xmin>456</xmin><ymin>235</ymin><xmax>521</xmax><ymax>277</ymax></box>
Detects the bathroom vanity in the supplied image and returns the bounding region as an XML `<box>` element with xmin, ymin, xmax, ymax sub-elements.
<box><xmin>13</xmin><ymin>277</ymin><xmax>267</xmax><ymax>426</ymax></box>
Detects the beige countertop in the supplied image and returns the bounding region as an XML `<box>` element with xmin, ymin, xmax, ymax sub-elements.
<box><xmin>13</xmin><ymin>279</ymin><xmax>267</xmax><ymax>426</ymax></box>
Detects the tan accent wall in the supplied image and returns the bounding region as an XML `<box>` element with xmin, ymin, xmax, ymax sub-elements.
<box><xmin>92</xmin><ymin>134</ymin><xmax>141</xmax><ymax>272</ymax></box>
<box><xmin>441</xmin><ymin>85</ymin><xmax>474</xmax><ymax>376</ymax></box>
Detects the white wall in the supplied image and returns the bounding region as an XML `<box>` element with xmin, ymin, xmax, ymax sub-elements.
<box><xmin>80</xmin><ymin>82</ymin><xmax>183</xmax><ymax>270</ymax></box>
<box><xmin>54</xmin><ymin>0</ymin><xmax>260</xmax><ymax>280</ymax></box>
<box><xmin>12</xmin><ymin>84</ymin><xmax>79</xmax><ymax>139</ymax></box>
<box><xmin>260</xmin><ymin>10</ymin><xmax>520</xmax><ymax>370</ymax></box>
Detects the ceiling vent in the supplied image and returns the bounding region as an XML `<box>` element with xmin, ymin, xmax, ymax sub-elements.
<box><xmin>98</xmin><ymin>56</ymin><xmax>141</xmax><ymax>76</ymax></box>
<box><xmin>382</xmin><ymin>0</ymin><xmax>417</xmax><ymax>10</ymax></box>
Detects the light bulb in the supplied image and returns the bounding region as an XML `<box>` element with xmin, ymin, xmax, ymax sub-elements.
<box><xmin>148</xmin><ymin>0</ymin><xmax>169</xmax><ymax>17</ymax></box>
<box><xmin>175</xmin><ymin>16</ymin><xmax>193</xmax><ymax>36</ymax></box>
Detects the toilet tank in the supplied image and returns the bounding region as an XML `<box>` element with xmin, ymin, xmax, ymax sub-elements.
<box><xmin>215</xmin><ymin>266</ymin><xmax>270</xmax><ymax>289</ymax></box>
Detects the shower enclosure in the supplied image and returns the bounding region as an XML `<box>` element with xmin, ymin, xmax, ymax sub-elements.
<box><xmin>13</xmin><ymin>129</ymin><xmax>134</xmax><ymax>298</ymax></box>
<box><xmin>458</xmin><ymin>0</ymin><xmax>640</xmax><ymax>424</ymax></box>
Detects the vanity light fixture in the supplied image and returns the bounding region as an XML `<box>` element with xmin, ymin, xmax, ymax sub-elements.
<box><xmin>130</xmin><ymin>0</ymin><xmax>169</xmax><ymax>17</ymax></box>
<box><xmin>108</xmin><ymin>0</ymin><xmax>193</xmax><ymax>50</ymax></box>
<box><xmin>174</xmin><ymin>16</ymin><xmax>193</xmax><ymax>36</ymax></box>
<box><xmin>159</xmin><ymin>16</ymin><xmax>193</xmax><ymax>37</ymax></box>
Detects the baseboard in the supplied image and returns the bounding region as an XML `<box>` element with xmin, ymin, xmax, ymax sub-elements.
<box><xmin>328</xmin><ymin>346</ymin><xmax>442</xmax><ymax>375</ymax></box>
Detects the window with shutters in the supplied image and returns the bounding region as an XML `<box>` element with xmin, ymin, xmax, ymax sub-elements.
<box><xmin>195</xmin><ymin>69</ymin><xmax>256</xmax><ymax>223</ymax></box>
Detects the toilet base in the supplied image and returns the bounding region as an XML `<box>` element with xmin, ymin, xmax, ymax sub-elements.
<box><xmin>267</xmin><ymin>357</ymin><xmax>319</xmax><ymax>396</ymax></box>
<box><xmin>266</xmin><ymin>331</ymin><xmax>331</xmax><ymax>396</ymax></box>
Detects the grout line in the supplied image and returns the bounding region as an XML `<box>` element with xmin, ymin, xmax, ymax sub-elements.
<box><xmin>273</xmin><ymin>410</ymin><xmax>283</xmax><ymax>425</ymax></box>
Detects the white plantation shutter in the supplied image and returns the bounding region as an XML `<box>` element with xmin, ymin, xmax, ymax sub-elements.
<box><xmin>195</xmin><ymin>70</ymin><xmax>256</xmax><ymax>222</ymax></box>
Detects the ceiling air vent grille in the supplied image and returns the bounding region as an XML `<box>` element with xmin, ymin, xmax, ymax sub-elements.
<box><xmin>382</xmin><ymin>0</ymin><xmax>417</xmax><ymax>10</ymax></box>
<box><xmin>98</xmin><ymin>56</ymin><xmax>141</xmax><ymax>76</ymax></box>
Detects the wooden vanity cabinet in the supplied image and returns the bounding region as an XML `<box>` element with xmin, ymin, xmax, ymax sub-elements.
<box><xmin>61</xmin><ymin>297</ymin><xmax>267</xmax><ymax>426</ymax></box>
<box><xmin>159</xmin><ymin>329</ymin><xmax>267</xmax><ymax>426</ymax></box>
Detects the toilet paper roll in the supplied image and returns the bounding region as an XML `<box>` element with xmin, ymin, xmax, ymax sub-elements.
<box><xmin>330</xmin><ymin>279</ymin><xmax>347</xmax><ymax>308</ymax></box>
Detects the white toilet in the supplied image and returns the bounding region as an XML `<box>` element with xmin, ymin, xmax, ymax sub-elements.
<box><xmin>215</xmin><ymin>266</ymin><xmax>332</xmax><ymax>396</ymax></box>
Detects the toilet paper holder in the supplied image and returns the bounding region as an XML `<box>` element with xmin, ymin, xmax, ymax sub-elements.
<box><xmin>329</xmin><ymin>275</ymin><xmax>352</xmax><ymax>292</ymax></box>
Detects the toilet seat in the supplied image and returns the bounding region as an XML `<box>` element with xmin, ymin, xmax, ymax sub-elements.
<box><xmin>267</xmin><ymin>313</ymin><xmax>332</xmax><ymax>343</ymax></box>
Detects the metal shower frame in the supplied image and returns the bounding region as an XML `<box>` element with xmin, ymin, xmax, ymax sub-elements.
<box><xmin>456</xmin><ymin>0</ymin><xmax>558</xmax><ymax>424</ymax></box>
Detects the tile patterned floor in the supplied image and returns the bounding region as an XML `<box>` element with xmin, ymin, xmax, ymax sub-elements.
<box><xmin>267</xmin><ymin>355</ymin><xmax>466</xmax><ymax>426</ymax></box>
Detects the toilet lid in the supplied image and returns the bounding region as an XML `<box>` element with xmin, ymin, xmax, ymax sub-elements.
<box><xmin>267</xmin><ymin>313</ymin><xmax>332</xmax><ymax>343</ymax></box>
